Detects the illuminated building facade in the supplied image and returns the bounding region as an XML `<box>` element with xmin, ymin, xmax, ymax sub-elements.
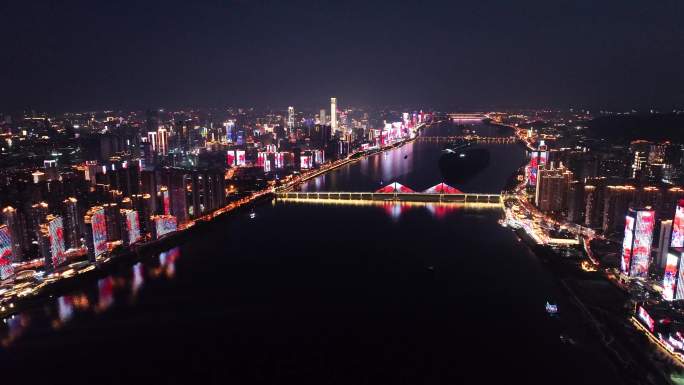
<box><xmin>535</xmin><ymin>163</ymin><xmax>572</xmax><ymax>213</ymax></box>
<box><xmin>673</xmin><ymin>199</ymin><xmax>684</xmax><ymax>248</ymax></box>
<box><xmin>121</xmin><ymin>209</ymin><xmax>141</xmax><ymax>246</ymax></box>
<box><xmin>152</xmin><ymin>215</ymin><xmax>177</xmax><ymax>239</ymax></box>
<box><xmin>63</xmin><ymin>197</ymin><xmax>80</xmax><ymax>250</ymax></box>
<box><xmin>621</xmin><ymin>208</ymin><xmax>655</xmax><ymax>278</ymax></box>
<box><xmin>0</xmin><ymin>225</ymin><xmax>14</xmax><ymax>279</ymax></box>
<box><xmin>84</xmin><ymin>206</ymin><xmax>107</xmax><ymax>261</ymax></box>
<box><xmin>662</xmin><ymin>247</ymin><xmax>684</xmax><ymax>301</ymax></box>
<box><xmin>656</xmin><ymin>219</ymin><xmax>673</xmax><ymax>269</ymax></box>
<box><xmin>2</xmin><ymin>206</ymin><xmax>24</xmax><ymax>262</ymax></box>
<box><xmin>40</xmin><ymin>215</ymin><xmax>66</xmax><ymax>269</ymax></box>
<box><xmin>287</xmin><ymin>106</ymin><xmax>295</xmax><ymax>134</ymax></box>
<box><xmin>330</xmin><ymin>97</ymin><xmax>337</xmax><ymax>135</ymax></box>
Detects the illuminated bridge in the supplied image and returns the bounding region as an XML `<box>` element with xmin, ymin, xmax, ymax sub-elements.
<box><xmin>276</xmin><ymin>182</ymin><xmax>502</xmax><ymax>206</ymax></box>
<box><xmin>417</xmin><ymin>135</ymin><xmax>517</xmax><ymax>144</ymax></box>
<box><xmin>276</xmin><ymin>191</ymin><xmax>502</xmax><ymax>204</ymax></box>
<box><xmin>448</xmin><ymin>113</ymin><xmax>488</xmax><ymax>121</ymax></box>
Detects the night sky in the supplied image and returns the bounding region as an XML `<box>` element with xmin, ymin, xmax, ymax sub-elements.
<box><xmin>1</xmin><ymin>0</ymin><xmax>683</xmax><ymax>112</ymax></box>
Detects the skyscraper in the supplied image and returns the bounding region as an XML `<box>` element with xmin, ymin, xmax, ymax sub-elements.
<box><xmin>2</xmin><ymin>206</ymin><xmax>24</xmax><ymax>262</ymax></box>
<box><xmin>319</xmin><ymin>108</ymin><xmax>326</xmax><ymax>125</ymax></box>
<box><xmin>29</xmin><ymin>202</ymin><xmax>49</xmax><ymax>245</ymax></box>
<box><xmin>287</xmin><ymin>106</ymin><xmax>295</xmax><ymax>134</ymax></box>
<box><xmin>147</xmin><ymin>131</ymin><xmax>158</xmax><ymax>152</ymax></box>
<box><xmin>602</xmin><ymin>185</ymin><xmax>637</xmax><ymax>234</ymax></box>
<box><xmin>584</xmin><ymin>177</ymin><xmax>607</xmax><ymax>228</ymax></box>
<box><xmin>40</xmin><ymin>215</ymin><xmax>66</xmax><ymax>270</ymax></box>
<box><xmin>566</xmin><ymin>180</ymin><xmax>584</xmax><ymax>223</ymax></box>
<box><xmin>157</xmin><ymin>127</ymin><xmax>169</xmax><ymax>156</ymax></box>
<box><xmin>63</xmin><ymin>197</ymin><xmax>81</xmax><ymax>250</ymax></box>
<box><xmin>330</xmin><ymin>97</ymin><xmax>337</xmax><ymax>135</ymax></box>
<box><xmin>84</xmin><ymin>206</ymin><xmax>107</xmax><ymax>262</ymax></box>
<box><xmin>535</xmin><ymin>163</ymin><xmax>572</xmax><ymax>213</ymax></box>
<box><xmin>621</xmin><ymin>208</ymin><xmax>655</xmax><ymax>278</ymax></box>
<box><xmin>656</xmin><ymin>219</ymin><xmax>673</xmax><ymax>269</ymax></box>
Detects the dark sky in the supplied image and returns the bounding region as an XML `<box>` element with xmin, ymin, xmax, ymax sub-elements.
<box><xmin>1</xmin><ymin>0</ymin><xmax>683</xmax><ymax>112</ymax></box>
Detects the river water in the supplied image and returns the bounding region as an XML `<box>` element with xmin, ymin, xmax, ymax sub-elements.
<box><xmin>0</xmin><ymin>121</ymin><xmax>620</xmax><ymax>384</ymax></box>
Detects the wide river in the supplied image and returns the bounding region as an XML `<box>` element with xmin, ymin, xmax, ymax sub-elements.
<box><xmin>0</xmin><ymin>121</ymin><xmax>620</xmax><ymax>384</ymax></box>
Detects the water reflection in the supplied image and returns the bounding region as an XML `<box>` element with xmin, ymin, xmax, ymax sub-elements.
<box><xmin>159</xmin><ymin>247</ymin><xmax>180</xmax><ymax>279</ymax></box>
<box><xmin>297</xmin><ymin>121</ymin><xmax>525</xmax><ymax>194</ymax></box>
<box><xmin>2</xmin><ymin>314</ymin><xmax>29</xmax><ymax>347</ymax></box>
<box><xmin>131</xmin><ymin>262</ymin><xmax>144</xmax><ymax>299</ymax></box>
<box><xmin>425</xmin><ymin>204</ymin><xmax>454</xmax><ymax>219</ymax></box>
<box><xmin>382</xmin><ymin>202</ymin><xmax>461</xmax><ymax>221</ymax></box>
<box><xmin>96</xmin><ymin>277</ymin><xmax>114</xmax><ymax>312</ymax></box>
<box><xmin>0</xmin><ymin>246</ymin><xmax>182</xmax><ymax>348</ymax></box>
<box><xmin>57</xmin><ymin>296</ymin><xmax>74</xmax><ymax>325</ymax></box>
<box><xmin>278</xmin><ymin>200</ymin><xmax>495</xmax><ymax>221</ymax></box>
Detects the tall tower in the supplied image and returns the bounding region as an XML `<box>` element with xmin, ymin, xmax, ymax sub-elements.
<box><xmin>620</xmin><ymin>208</ymin><xmax>655</xmax><ymax>278</ymax></box>
<box><xmin>63</xmin><ymin>197</ymin><xmax>81</xmax><ymax>250</ymax></box>
<box><xmin>287</xmin><ymin>106</ymin><xmax>295</xmax><ymax>133</ymax></box>
<box><xmin>319</xmin><ymin>108</ymin><xmax>326</xmax><ymax>125</ymax></box>
<box><xmin>157</xmin><ymin>127</ymin><xmax>168</xmax><ymax>156</ymax></box>
<box><xmin>2</xmin><ymin>206</ymin><xmax>24</xmax><ymax>262</ymax></box>
<box><xmin>330</xmin><ymin>97</ymin><xmax>337</xmax><ymax>134</ymax></box>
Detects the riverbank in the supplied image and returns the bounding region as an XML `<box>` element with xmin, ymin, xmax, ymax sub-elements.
<box><xmin>505</xmin><ymin>158</ymin><xmax>676</xmax><ymax>384</ymax></box>
<box><xmin>0</xmin><ymin>193</ymin><xmax>274</xmax><ymax>319</ymax></box>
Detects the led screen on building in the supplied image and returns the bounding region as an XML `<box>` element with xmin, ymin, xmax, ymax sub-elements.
<box><xmin>638</xmin><ymin>306</ymin><xmax>655</xmax><ymax>332</ymax></box>
<box><xmin>663</xmin><ymin>252</ymin><xmax>679</xmax><ymax>301</ymax></box>
<box><xmin>621</xmin><ymin>215</ymin><xmax>635</xmax><ymax>275</ymax></box>
<box><xmin>677</xmin><ymin>251</ymin><xmax>684</xmax><ymax>300</ymax></box>
<box><xmin>314</xmin><ymin>150</ymin><xmax>324</xmax><ymax>165</ymax></box>
<box><xmin>90</xmin><ymin>207</ymin><xmax>108</xmax><ymax>257</ymax></box>
<box><xmin>257</xmin><ymin>152</ymin><xmax>266</xmax><ymax>167</ymax></box>
<box><xmin>236</xmin><ymin>150</ymin><xmax>246</xmax><ymax>166</ymax></box>
<box><xmin>300</xmin><ymin>155</ymin><xmax>312</xmax><ymax>170</ymax></box>
<box><xmin>226</xmin><ymin>150</ymin><xmax>236</xmax><ymax>167</ymax></box>
<box><xmin>154</xmin><ymin>215</ymin><xmax>177</xmax><ymax>238</ymax></box>
<box><xmin>275</xmin><ymin>152</ymin><xmax>285</xmax><ymax>169</ymax></box>
<box><xmin>672</xmin><ymin>201</ymin><xmax>684</xmax><ymax>248</ymax></box>
<box><xmin>48</xmin><ymin>216</ymin><xmax>66</xmax><ymax>267</ymax></box>
<box><xmin>0</xmin><ymin>226</ymin><xmax>14</xmax><ymax>279</ymax></box>
<box><xmin>527</xmin><ymin>151</ymin><xmax>548</xmax><ymax>187</ymax></box>
<box><xmin>125</xmin><ymin>210</ymin><xmax>141</xmax><ymax>244</ymax></box>
<box><xmin>162</xmin><ymin>188</ymin><xmax>170</xmax><ymax>216</ymax></box>
<box><xmin>539</xmin><ymin>151</ymin><xmax>548</xmax><ymax>166</ymax></box>
<box><xmin>630</xmin><ymin>210</ymin><xmax>655</xmax><ymax>278</ymax></box>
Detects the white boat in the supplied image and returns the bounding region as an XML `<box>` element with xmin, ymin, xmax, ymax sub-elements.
<box><xmin>546</xmin><ymin>302</ymin><xmax>559</xmax><ymax>315</ymax></box>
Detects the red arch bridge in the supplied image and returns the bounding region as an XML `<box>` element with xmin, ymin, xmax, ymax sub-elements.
<box><xmin>276</xmin><ymin>182</ymin><xmax>503</xmax><ymax>205</ymax></box>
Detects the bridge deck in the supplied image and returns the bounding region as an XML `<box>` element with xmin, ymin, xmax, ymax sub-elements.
<box><xmin>417</xmin><ymin>136</ymin><xmax>516</xmax><ymax>143</ymax></box>
<box><xmin>276</xmin><ymin>191</ymin><xmax>502</xmax><ymax>204</ymax></box>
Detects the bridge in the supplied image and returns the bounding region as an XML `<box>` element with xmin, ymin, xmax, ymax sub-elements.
<box><xmin>448</xmin><ymin>113</ymin><xmax>488</xmax><ymax>122</ymax></box>
<box><xmin>276</xmin><ymin>191</ymin><xmax>502</xmax><ymax>205</ymax></box>
<box><xmin>277</xmin><ymin>182</ymin><xmax>502</xmax><ymax>206</ymax></box>
<box><xmin>417</xmin><ymin>135</ymin><xmax>517</xmax><ymax>144</ymax></box>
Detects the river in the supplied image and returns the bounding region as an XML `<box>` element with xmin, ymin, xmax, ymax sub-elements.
<box><xmin>0</xmin><ymin>121</ymin><xmax>621</xmax><ymax>384</ymax></box>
